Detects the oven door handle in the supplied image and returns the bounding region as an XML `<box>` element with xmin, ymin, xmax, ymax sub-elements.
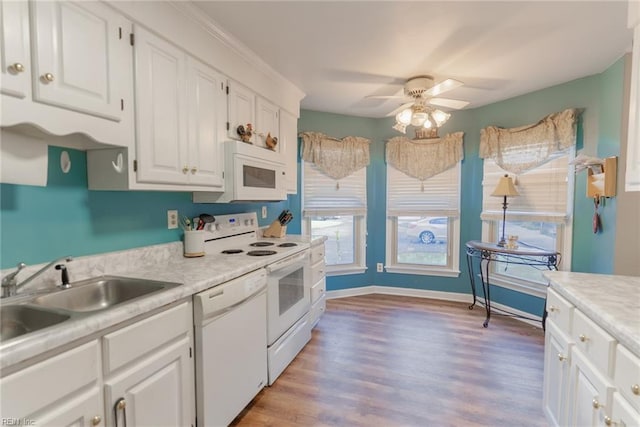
<box><xmin>266</xmin><ymin>251</ymin><xmax>308</xmax><ymax>273</ymax></box>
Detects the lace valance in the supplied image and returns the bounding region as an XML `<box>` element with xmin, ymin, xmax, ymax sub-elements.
<box><xmin>299</xmin><ymin>132</ymin><xmax>371</xmax><ymax>180</ymax></box>
<box><xmin>386</xmin><ymin>132</ymin><xmax>464</xmax><ymax>181</ymax></box>
<box><xmin>479</xmin><ymin>108</ymin><xmax>578</xmax><ymax>174</ymax></box>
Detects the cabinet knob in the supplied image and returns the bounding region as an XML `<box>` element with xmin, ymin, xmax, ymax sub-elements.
<box><xmin>10</xmin><ymin>62</ymin><xmax>25</xmax><ymax>73</ymax></box>
<box><xmin>592</xmin><ymin>398</ymin><xmax>600</xmax><ymax>409</ymax></box>
<box><xmin>116</xmin><ymin>399</ymin><xmax>126</xmax><ymax>410</ymax></box>
<box><xmin>91</xmin><ymin>415</ymin><xmax>102</xmax><ymax>426</ymax></box>
<box><xmin>182</xmin><ymin>166</ymin><xmax>189</xmax><ymax>174</ymax></box>
<box><xmin>579</xmin><ymin>334</ymin><xmax>588</xmax><ymax>342</ymax></box>
<box><xmin>42</xmin><ymin>72</ymin><xmax>55</xmax><ymax>83</ymax></box>
<box><xmin>604</xmin><ymin>416</ymin><xmax>612</xmax><ymax>426</ymax></box>
<box><xmin>632</xmin><ymin>384</ymin><xmax>640</xmax><ymax>395</ymax></box>
<box><xmin>190</xmin><ymin>167</ymin><xmax>197</xmax><ymax>174</ymax></box>
<box><xmin>557</xmin><ymin>353</ymin><xmax>567</xmax><ymax>362</ymax></box>
<box><xmin>547</xmin><ymin>305</ymin><xmax>558</xmax><ymax>312</ymax></box>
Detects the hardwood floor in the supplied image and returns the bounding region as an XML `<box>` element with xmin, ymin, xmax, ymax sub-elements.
<box><xmin>232</xmin><ymin>294</ymin><xmax>547</xmax><ymax>427</ymax></box>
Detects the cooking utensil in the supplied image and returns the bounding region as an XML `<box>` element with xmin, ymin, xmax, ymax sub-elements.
<box><xmin>180</xmin><ymin>216</ymin><xmax>192</xmax><ymax>231</ymax></box>
<box><xmin>196</xmin><ymin>213</ymin><xmax>215</xmax><ymax>230</ymax></box>
<box><xmin>593</xmin><ymin>197</ymin><xmax>601</xmax><ymax>233</ymax></box>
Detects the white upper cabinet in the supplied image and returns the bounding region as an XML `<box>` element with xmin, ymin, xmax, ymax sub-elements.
<box><xmin>134</xmin><ymin>25</ymin><xmax>188</xmax><ymax>185</ymax></box>
<box><xmin>30</xmin><ymin>1</ymin><xmax>128</xmax><ymax>121</ymax></box>
<box><xmin>279</xmin><ymin>109</ymin><xmax>298</xmax><ymax>193</ymax></box>
<box><xmin>187</xmin><ymin>56</ymin><xmax>225</xmax><ymax>188</ymax></box>
<box><xmin>90</xmin><ymin>25</ymin><xmax>225</xmax><ymax>190</ymax></box>
<box><xmin>1</xmin><ymin>0</ymin><xmax>134</xmax><ymax>149</ymax></box>
<box><xmin>227</xmin><ymin>79</ymin><xmax>256</xmax><ymax>143</ymax></box>
<box><xmin>256</xmin><ymin>96</ymin><xmax>280</xmax><ymax>147</ymax></box>
<box><xmin>0</xmin><ymin>0</ymin><xmax>30</xmax><ymax>99</ymax></box>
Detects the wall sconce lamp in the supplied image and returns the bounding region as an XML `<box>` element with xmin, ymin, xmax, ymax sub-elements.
<box><xmin>491</xmin><ymin>174</ymin><xmax>519</xmax><ymax>247</ymax></box>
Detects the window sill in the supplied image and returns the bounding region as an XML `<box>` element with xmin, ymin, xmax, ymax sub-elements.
<box><xmin>385</xmin><ymin>266</ymin><xmax>460</xmax><ymax>278</ymax></box>
<box><xmin>327</xmin><ymin>266</ymin><xmax>367</xmax><ymax>276</ymax></box>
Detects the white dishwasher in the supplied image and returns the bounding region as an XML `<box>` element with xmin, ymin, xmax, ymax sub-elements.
<box><xmin>193</xmin><ymin>268</ymin><xmax>267</xmax><ymax>427</ymax></box>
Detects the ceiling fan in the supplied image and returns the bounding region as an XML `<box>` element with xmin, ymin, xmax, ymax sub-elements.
<box><xmin>368</xmin><ymin>75</ymin><xmax>470</xmax><ymax>134</ymax></box>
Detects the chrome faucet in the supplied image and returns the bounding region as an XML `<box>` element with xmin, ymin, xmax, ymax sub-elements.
<box><xmin>1</xmin><ymin>256</ymin><xmax>73</xmax><ymax>298</ymax></box>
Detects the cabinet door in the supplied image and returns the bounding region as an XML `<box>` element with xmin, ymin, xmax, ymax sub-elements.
<box><xmin>105</xmin><ymin>336</ymin><xmax>193</xmax><ymax>427</ymax></box>
<box><xmin>279</xmin><ymin>109</ymin><xmax>298</xmax><ymax>193</ymax></box>
<box><xmin>36</xmin><ymin>387</ymin><xmax>103</xmax><ymax>427</ymax></box>
<box><xmin>256</xmin><ymin>96</ymin><xmax>279</xmax><ymax>149</ymax></box>
<box><xmin>0</xmin><ymin>0</ymin><xmax>30</xmax><ymax>98</ymax></box>
<box><xmin>610</xmin><ymin>392</ymin><xmax>640</xmax><ymax>427</ymax></box>
<box><xmin>30</xmin><ymin>1</ymin><xmax>130</xmax><ymax>121</ymax></box>
<box><xmin>568</xmin><ymin>349</ymin><xmax>614</xmax><ymax>427</ymax></box>
<box><xmin>186</xmin><ymin>57</ymin><xmax>225</xmax><ymax>187</ymax></box>
<box><xmin>543</xmin><ymin>322</ymin><xmax>572</xmax><ymax>427</ymax></box>
<box><xmin>134</xmin><ymin>25</ymin><xmax>188</xmax><ymax>185</ymax></box>
<box><xmin>227</xmin><ymin>80</ymin><xmax>255</xmax><ymax>142</ymax></box>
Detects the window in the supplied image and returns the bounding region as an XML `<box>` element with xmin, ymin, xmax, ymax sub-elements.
<box><xmin>385</xmin><ymin>162</ymin><xmax>461</xmax><ymax>277</ymax></box>
<box><xmin>481</xmin><ymin>152</ymin><xmax>573</xmax><ymax>296</ymax></box>
<box><xmin>302</xmin><ymin>161</ymin><xmax>366</xmax><ymax>275</ymax></box>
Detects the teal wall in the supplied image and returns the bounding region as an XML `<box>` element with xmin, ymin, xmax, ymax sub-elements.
<box><xmin>0</xmin><ymin>146</ymin><xmax>291</xmax><ymax>268</ymax></box>
<box><xmin>0</xmin><ymin>57</ymin><xmax>626</xmax><ymax>318</ymax></box>
<box><xmin>296</xmin><ymin>57</ymin><xmax>626</xmax><ymax>316</ymax></box>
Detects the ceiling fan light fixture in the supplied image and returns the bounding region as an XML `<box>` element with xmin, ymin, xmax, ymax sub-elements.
<box><xmin>397</xmin><ymin>109</ymin><xmax>412</xmax><ymax>125</ymax></box>
<box><xmin>410</xmin><ymin>111</ymin><xmax>428</xmax><ymax>127</ymax></box>
<box><xmin>423</xmin><ymin>119</ymin><xmax>433</xmax><ymax>129</ymax></box>
<box><xmin>431</xmin><ymin>110</ymin><xmax>451</xmax><ymax>127</ymax></box>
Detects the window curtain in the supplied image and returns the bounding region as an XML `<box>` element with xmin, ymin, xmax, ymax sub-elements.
<box><xmin>385</xmin><ymin>131</ymin><xmax>464</xmax><ymax>181</ymax></box>
<box><xmin>479</xmin><ymin>108</ymin><xmax>578</xmax><ymax>174</ymax></box>
<box><xmin>299</xmin><ymin>132</ymin><xmax>371</xmax><ymax>180</ymax></box>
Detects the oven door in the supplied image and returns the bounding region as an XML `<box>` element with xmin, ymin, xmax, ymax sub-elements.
<box><xmin>232</xmin><ymin>154</ymin><xmax>286</xmax><ymax>201</ymax></box>
<box><xmin>266</xmin><ymin>251</ymin><xmax>311</xmax><ymax>345</ymax></box>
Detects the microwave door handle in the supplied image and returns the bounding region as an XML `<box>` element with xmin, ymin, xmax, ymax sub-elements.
<box><xmin>266</xmin><ymin>252</ymin><xmax>307</xmax><ymax>273</ymax></box>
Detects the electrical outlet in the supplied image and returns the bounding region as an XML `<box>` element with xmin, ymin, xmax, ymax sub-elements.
<box><xmin>377</xmin><ymin>263</ymin><xmax>383</xmax><ymax>272</ymax></box>
<box><xmin>167</xmin><ymin>210</ymin><xmax>178</xmax><ymax>229</ymax></box>
<box><xmin>261</xmin><ymin>206</ymin><xmax>267</xmax><ymax>219</ymax></box>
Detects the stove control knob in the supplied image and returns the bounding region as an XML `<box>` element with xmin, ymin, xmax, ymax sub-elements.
<box><xmin>215</xmin><ymin>224</ymin><xmax>221</xmax><ymax>231</ymax></box>
<box><xmin>244</xmin><ymin>219</ymin><xmax>250</xmax><ymax>226</ymax></box>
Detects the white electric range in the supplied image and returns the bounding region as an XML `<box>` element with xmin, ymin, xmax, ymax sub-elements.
<box><xmin>193</xmin><ymin>212</ymin><xmax>312</xmax><ymax>426</ymax></box>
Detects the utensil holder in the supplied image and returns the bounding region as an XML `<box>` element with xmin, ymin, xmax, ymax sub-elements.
<box><xmin>184</xmin><ymin>230</ymin><xmax>205</xmax><ymax>257</ymax></box>
<box><xmin>263</xmin><ymin>220</ymin><xmax>287</xmax><ymax>238</ymax></box>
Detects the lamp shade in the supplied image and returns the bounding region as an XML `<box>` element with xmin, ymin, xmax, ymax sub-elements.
<box><xmin>491</xmin><ymin>174</ymin><xmax>519</xmax><ymax>197</ymax></box>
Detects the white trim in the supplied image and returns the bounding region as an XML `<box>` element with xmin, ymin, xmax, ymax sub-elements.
<box><xmin>384</xmin><ymin>266</ymin><xmax>460</xmax><ymax>278</ymax></box>
<box><xmin>327</xmin><ymin>267</ymin><xmax>367</xmax><ymax>276</ymax></box>
<box><xmin>325</xmin><ymin>285</ymin><xmax>543</xmax><ymax>329</ymax></box>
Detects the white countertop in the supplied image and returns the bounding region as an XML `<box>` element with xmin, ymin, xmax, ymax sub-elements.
<box><xmin>543</xmin><ymin>271</ymin><xmax>640</xmax><ymax>357</ymax></box>
<box><xmin>1</xmin><ymin>236</ymin><xmax>322</xmax><ymax>370</ymax></box>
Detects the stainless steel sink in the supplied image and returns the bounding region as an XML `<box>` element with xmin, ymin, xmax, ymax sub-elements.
<box><xmin>0</xmin><ymin>305</ymin><xmax>70</xmax><ymax>341</ymax></box>
<box><xmin>30</xmin><ymin>276</ymin><xmax>180</xmax><ymax>313</ymax></box>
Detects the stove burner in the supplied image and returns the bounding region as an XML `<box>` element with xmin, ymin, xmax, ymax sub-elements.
<box><xmin>277</xmin><ymin>243</ymin><xmax>298</xmax><ymax>247</ymax></box>
<box><xmin>250</xmin><ymin>242</ymin><xmax>275</xmax><ymax>247</ymax></box>
<box><xmin>221</xmin><ymin>249</ymin><xmax>243</xmax><ymax>254</ymax></box>
<box><xmin>246</xmin><ymin>250</ymin><xmax>277</xmax><ymax>256</ymax></box>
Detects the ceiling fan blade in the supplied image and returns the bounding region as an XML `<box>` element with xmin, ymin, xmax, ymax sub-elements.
<box><xmin>386</xmin><ymin>102</ymin><xmax>414</xmax><ymax>117</ymax></box>
<box><xmin>424</xmin><ymin>78</ymin><xmax>464</xmax><ymax>97</ymax></box>
<box><xmin>428</xmin><ymin>97</ymin><xmax>470</xmax><ymax>109</ymax></box>
<box><xmin>365</xmin><ymin>95</ymin><xmax>408</xmax><ymax>100</ymax></box>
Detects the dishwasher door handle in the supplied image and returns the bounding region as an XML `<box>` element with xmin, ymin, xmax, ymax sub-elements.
<box><xmin>201</xmin><ymin>288</ymin><xmax>266</xmax><ymax>324</ymax></box>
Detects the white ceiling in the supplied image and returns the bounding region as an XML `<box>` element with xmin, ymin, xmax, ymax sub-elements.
<box><xmin>193</xmin><ymin>1</ymin><xmax>632</xmax><ymax>118</ymax></box>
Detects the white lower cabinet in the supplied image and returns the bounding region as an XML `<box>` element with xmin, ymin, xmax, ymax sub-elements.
<box><xmin>309</xmin><ymin>241</ymin><xmax>326</xmax><ymax>328</ymax></box>
<box><xmin>542</xmin><ymin>321</ymin><xmax>572</xmax><ymax>427</ymax></box>
<box><xmin>104</xmin><ymin>337</ymin><xmax>192</xmax><ymax>427</ymax></box>
<box><xmin>543</xmin><ymin>288</ymin><xmax>640</xmax><ymax>427</ymax></box>
<box><xmin>0</xmin><ymin>302</ymin><xmax>194</xmax><ymax>427</ymax></box>
<box><xmin>0</xmin><ymin>340</ymin><xmax>103</xmax><ymax>426</ymax></box>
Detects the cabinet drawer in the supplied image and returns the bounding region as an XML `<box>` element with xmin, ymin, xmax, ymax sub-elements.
<box><xmin>311</xmin><ymin>277</ymin><xmax>326</xmax><ymax>304</ymax></box>
<box><xmin>309</xmin><ymin>294</ymin><xmax>326</xmax><ymax>328</ymax></box>
<box><xmin>311</xmin><ymin>263</ymin><xmax>325</xmax><ymax>285</ymax></box>
<box><xmin>614</xmin><ymin>344</ymin><xmax>640</xmax><ymax>413</ymax></box>
<box><xmin>1</xmin><ymin>340</ymin><xmax>99</xmax><ymax>419</ymax></box>
<box><xmin>103</xmin><ymin>302</ymin><xmax>191</xmax><ymax>374</ymax></box>
<box><xmin>546</xmin><ymin>288</ymin><xmax>573</xmax><ymax>333</ymax></box>
<box><xmin>610</xmin><ymin>391</ymin><xmax>640</xmax><ymax>427</ymax></box>
<box><xmin>310</xmin><ymin>244</ymin><xmax>325</xmax><ymax>265</ymax></box>
<box><xmin>573</xmin><ymin>309</ymin><xmax>617</xmax><ymax>376</ymax></box>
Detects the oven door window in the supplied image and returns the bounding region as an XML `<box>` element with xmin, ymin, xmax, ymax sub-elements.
<box><xmin>243</xmin><ymin>165</ymin><xmax>276</xmax><ymax>189</ymax></box>
<box><xmin>278</xmin><ymin>267</ymin><xmax>304</xmax><ymax>315</ymax></box>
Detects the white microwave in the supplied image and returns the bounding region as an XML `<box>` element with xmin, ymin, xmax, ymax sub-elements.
<box><xmin>194</xmin><ymin>141</ymin><xmax>286</xmax><ymax>203</ymax></box>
